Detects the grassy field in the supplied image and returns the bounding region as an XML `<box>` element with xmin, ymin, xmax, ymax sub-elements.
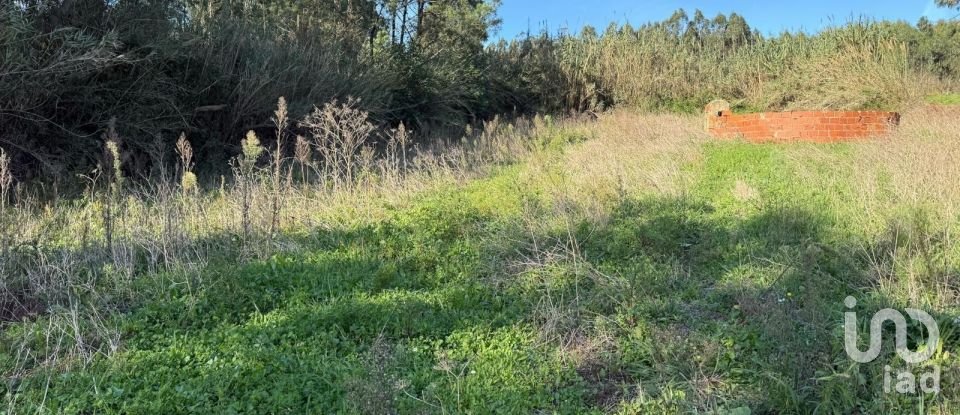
<box><xmin>928</xmin><ymin>93</ymin><xmax>960</xmax><ymax>106</ymax></box>
<box><xmin>3</xmin><ymin>108</ymin><xmax>960</xmax><ymax>413</ymax></box>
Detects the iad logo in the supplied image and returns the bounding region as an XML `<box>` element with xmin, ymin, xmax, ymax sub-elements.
<box><xmin>844</xmin><ymin>296</ymin><xmax>941</xmax><ymax>394</ymax></box>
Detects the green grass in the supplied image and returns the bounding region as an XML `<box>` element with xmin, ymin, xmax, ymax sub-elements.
<box><xmin>4</xmin><ymin>130</ymin><xmax>959</xmax><ymax>413</ymax></box>
<box><xmin>927</xmin><ymin>93</ymin><xmax>960</xmax><ymax>105</ymax></box>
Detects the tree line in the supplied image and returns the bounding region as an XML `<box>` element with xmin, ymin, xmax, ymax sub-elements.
<box><xmin>1</xmin><ymin>1</ymin><xmax>959</xmax><ymax>183</ymax></box>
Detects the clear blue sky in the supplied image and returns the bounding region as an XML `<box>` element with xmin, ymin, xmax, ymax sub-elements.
<box><xmin>495</xmin><ymin>0</ymin><xmax>960</xmax><ymax>40</ymax></box>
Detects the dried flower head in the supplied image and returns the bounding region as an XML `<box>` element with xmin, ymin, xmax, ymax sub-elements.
<box><xmin>295</xmin><ymin>135</ymin><xmax>311</xmax><ymax>164</ymax></box>
<box><xmin>105</xmin><ymin>140</ymin><xmax>122</xmax><ymax>185</ymax></box>
<box><xmin>176</xmin><ymin>132</ymin><xmax>193</xmax><ymax>172</ymax></box>
<box><xmin>181</xmin><ymin>171</ymin><xmax>198</xmax><ymax>192</ymax></box>
<box><xmin>242</xmin><ymin>130</ymin><xmax>264</xmax><ymax>161</ymax></box>
<box><xmin>274</xmin><ymin>97</ymin><xmax>288</xmax><ymax>131</ymax></box>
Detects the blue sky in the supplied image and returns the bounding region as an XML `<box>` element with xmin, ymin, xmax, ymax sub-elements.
<box><xmin>495</xmin><ymin>0</ymin><xmax>960</xmax><ymax>40</ymax></box>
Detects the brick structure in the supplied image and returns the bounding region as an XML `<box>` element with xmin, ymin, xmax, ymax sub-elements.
<box><xmin>704</xmin><ymin>100</ymin><xmax>900</xmax><ymax>142</ymax></box>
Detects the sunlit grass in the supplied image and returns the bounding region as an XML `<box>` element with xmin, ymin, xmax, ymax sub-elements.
<box><xmin>3</xmin><ymin>107</ymin><xmax>960</xmax><ymax>413</ymax></box>
<box><xmin>927</xmin><ymin>93</ymin><xmax>960</xmax><ymax>105</ymax></box>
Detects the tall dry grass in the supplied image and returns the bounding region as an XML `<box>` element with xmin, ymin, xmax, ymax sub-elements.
<box><xmin>501</xmin><ymin>19</ymin><xmax>957</xmax><ymax>114</ymax></box>
<box><xmin>502</xmin><ymin>112</ymin><xmax>707</xmax><ymax>368</ymax></box>
<box><xmin>498</xmin><ymin>106</ymin><xmax>960</xmax><ymax>413</ymax></box>
<box><xmin>785</xmin><ymin>106</ymin><xmax>960</xmax><ymax>309</ymax></box>
<box><xmin>0</xmin><ymin>97</ymin><xmax>552</xmax><ymax>384</ymax></box>
<box><xmin>3</xmin><ymin>95</ymin><xmax>959</xmax><ymax>411</ymax></box>
<box><xmin>565</xmin><ymin>111</ymin><xmax>706</xmax><ymax>199</ymax></box>
<box><xmin>514</xmin><ymin>110</ymin><xmax>706</xmax><ymax>237</ymax></box>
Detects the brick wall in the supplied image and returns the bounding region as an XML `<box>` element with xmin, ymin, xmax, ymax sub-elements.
<box><xmin>704</xmin><ymin>100</ymin><xmax>900</xmax><ymax>143</ymax></box>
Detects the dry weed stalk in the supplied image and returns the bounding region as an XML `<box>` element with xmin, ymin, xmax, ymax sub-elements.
<box><xmin>233</xmin><ymin>130</ymin><xmax>265</xmax><ymax>245</ymax></box>
<box><xmin>176</xmin><ymin>133</ymin><xmax>197</xmax><ymax>194</ymax></box>
<box><xmin>0</xmin><ymin>148</ymin><xmax>12</xmax><ymax>211</ymax></box>
<box><xmin>269</xmin><ymin>97</ymin><xmax>289</xmax><ymax>236</ymax></box>
<box><xmin>102</xmin><ymin>120</ymin><xmax>124</xmax><ymax>251</ymax></box>
<box><xmin>300</xmin><ymin>98</ymin><xmax>375</xmax><ymax>188</ymax></box>
<box><xmin>294</xmin><ymin>135</ymin><xmax>311</xmax><ymax>183</ymax></box>
<box><xmin>562</xmin><ymin>111</ymin><xmax>704</xmax><ymax>213</ymax></box>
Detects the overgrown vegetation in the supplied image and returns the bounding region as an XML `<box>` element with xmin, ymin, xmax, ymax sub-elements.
<box><xmin>1</xmin><ymin>97</ymin><xmax>959</xmax><ymax>412</ymax></box>
<box><xmin>2</xmin><ymin>1</ymin><xmax>960</xmax><ymax>413</ymax></box>
<box><xmin>2</xmin><ymin>1</ymin><xmax>960</xmax><ymax>182</ymax></box>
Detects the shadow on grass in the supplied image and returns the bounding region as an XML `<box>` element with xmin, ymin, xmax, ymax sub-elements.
<box><xmin>550</xmin><ymin>195</ymin><xmax>956</xmax><ymax>412</ymax></box>
<box><xmin>7</xmin><ymin>196</ymin><xmax>565</xmax><ymax>413</ymax></box>
<box><xmin>7</xmin><ymin>189</ymin><xmax>958</xmax><ymax>413</ymax></box>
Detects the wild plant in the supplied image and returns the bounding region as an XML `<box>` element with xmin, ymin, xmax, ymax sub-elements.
<box><xmin>294</xmin><ymin>135</ymin><xmax>312</xmax><ymax>183</ymax></box>
<box><xmin>269</xmin><ymin>97</ymin><xmax>288</xmax><ymax>236</ymax></box>
<box><xmin>0</xmin><ymin>97</ymin><xmax>565</xmax><ymax>409</ymax></box>
<box><xmin>0</xmin><ymin>147</ymin><xmax>12</xmax><ymax>278</ymax></box>
<box><xmin>102</xmin><ymin>120</ymin><xmax>124</xmax><ymax>251</ymax></box>
<box><xmin>300</xmin><ymin>98</ymin><xmax>374</xmax><ymax>188</ymax></box>
<box><xmin>232</xmin><ymin>130</ymin><xmax>264</xmax><ymax>244</ymax></box>
<box><xmin>176</xmin><ymin>133</ymin><xmax>196</xmax><ymax>194</ymax></box>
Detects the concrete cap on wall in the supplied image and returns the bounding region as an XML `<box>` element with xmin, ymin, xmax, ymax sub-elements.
<box><xmin>704</xmin><ymin>99</ymin><xmax>731</xmax><ymax>131</ymax></box>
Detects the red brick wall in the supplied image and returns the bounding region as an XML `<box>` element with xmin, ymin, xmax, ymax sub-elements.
<box><xmin>705</xmin><ymin>104</ymin><xmax>900</xmax><ymax>143</ymax></box>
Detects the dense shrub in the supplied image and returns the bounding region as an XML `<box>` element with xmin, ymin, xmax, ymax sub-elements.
<box><xmin>492</xmin><ymin>13</ymin><xmax>960</xmax><ymax>114</ymax></box>
<box><xmin>1</xmin><ymin>2</ymin><xmax>959</xmax><ymax>183</ymax></box>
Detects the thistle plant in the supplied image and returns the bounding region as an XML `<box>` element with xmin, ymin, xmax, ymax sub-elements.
<box><xmin>300</xmin><ymin>98</ymin><xmax>374</xmax><ymax>188</ymax></box>
<box><xmin>106</xmin><ymin>141</ymin><xmax>123</xmax><ymax>192</ymax></box>
<box><xmin>358</xmin><ymin>145</ymin><xmax>375</xmax><ymax>183</ymax></box>
<box><xmin>241</xmin><ymin>131</ymin><xmax>265</xmax><ymax>167</ymax></box>
<box><xmin>0</xmin><ymin>148</ymin><xmax>12</xmax><ymax>263</ymax></box>
<box><xmin>386</xmin><ymin>122</ymin><xmax>411</xmax><ymax>179</ymax></box>
<box><xmin>181</xmin><ymin>171</ymin><xmax>198</xmax><ymax>193</ymax></box>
